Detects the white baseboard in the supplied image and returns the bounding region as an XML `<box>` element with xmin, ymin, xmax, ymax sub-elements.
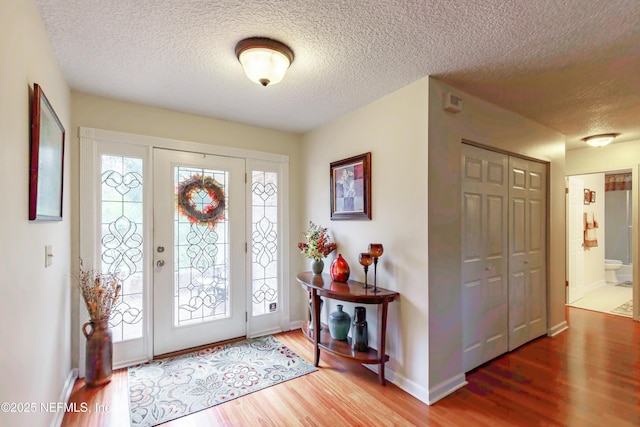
<box><xmin>364</xmin><ymin>364</ymin><xmax>465</xmax><ymax>405</ymax></box>
<box><xmin>427</xmin><ymin>374</ymin><xmax>468</xmax><ymax>404</ymax></box>
<box><xmin>50</xmin><ymin>368</ymin><xmax>78</xmax><ymax>427</ymax></box>
<box><xmin>364</xmin><ymin>364</ymin><xmax>431</xmax><ymax>404</ymax></box>
<box><xmin>288</xmin><ymin>320</ymin><xmax>304</xmax><ymax>331</ymax></box>
<box><xmin>249</xmin><ymin>327</ymin><xmax>286</xmax><ymax>339</ymax></box>
<box><xmin>548</xmin><ymin>321</ymin><xmax>569</xmax><ymax>337</ymax></box>
<box><xmin>584</xmin><ymin>279</ymin><xmax>607</xmax><ymax>293</ymax></box>
<box><xmin>113</xmin><ymin>356</ymin><xmax>149</xmax><ymax>371</ymax></box>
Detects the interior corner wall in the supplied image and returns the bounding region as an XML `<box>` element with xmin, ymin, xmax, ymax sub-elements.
<box><xmin>0</xmin><ymin>1</ymin><xmax>72</xmax><ymax>426</ymax></box>
<box><xmin>427</xmin><ymin>77</ymin><xmax>567</xmax><ymax>400</ymax></box>
<box><xmin>301</xmin><ymin>78</ymin><xmax>430</xmax><ymax>402</ymax></box>
<box><xmin>69</xmin><ymin>92</ymin><xmax>303</xmax><ymax>368</ymax></box>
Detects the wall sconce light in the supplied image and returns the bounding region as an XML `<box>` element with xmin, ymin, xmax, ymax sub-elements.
<box><xmin>235</xmin><ymin>37</ymin><xmax>294</xmax><ymax>87</ymax></box>
<box><xmin>582</xmin><ymin>133</ymin><xmax>618</xmax><ymax>147</ymax></box>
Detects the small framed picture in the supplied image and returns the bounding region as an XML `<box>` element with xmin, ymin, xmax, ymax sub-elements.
<box><xmin>29</xmin><ymin>83</ymin><xmax>65</xmax><ymax>221</ymax></box>
<box><xmin>584</xmin><ymin>189</ymin><xmax>591</xmax><ymax>205</ymax></box>
<box><xmin>590</xmin><ymin>191</ymin><xmax>596</xmax><ymax>204</ymax></box>
<box><xmin>330</xmin><ymin>152</ymin><xmax>371</xmax><ymax>220</ymax></box>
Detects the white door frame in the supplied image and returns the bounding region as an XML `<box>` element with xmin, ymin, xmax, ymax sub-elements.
<box><xmin>564</xmin><ymin>166</ymin><xmax>639</xmax><ymax>321</ymax></box>
<box><xmin>79</xmin><ymin>127</ymin><xmax>290</xmax><ymax>376</ymax></box>
<box><xmin>566</xmin><ymin>176</ymin><xmax>585</xmax><ymax>304</ymax></box>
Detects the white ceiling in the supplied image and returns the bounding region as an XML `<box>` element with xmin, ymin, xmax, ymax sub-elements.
<box><xmin>35</xmin><ymin>0</ymin><xmax>640</xmax><ymax>149</ymax></box>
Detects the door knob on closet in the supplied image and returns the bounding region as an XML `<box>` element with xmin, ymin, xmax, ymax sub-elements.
<box><xmin>156</xmin><ymin>260</ymin><xmax>165</xmax><ymax>267</ymax></box>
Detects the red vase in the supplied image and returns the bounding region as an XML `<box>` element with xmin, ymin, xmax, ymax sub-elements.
<box><xmin>330</xmin><ymin>254</ymin><xmax>350</xmax><ymax>282</ymax></box>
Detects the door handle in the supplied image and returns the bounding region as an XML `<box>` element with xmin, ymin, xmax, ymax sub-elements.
<box><xmin>156</xmin><ymin>260</ymin><xmax>165</xmax><ymax>267</ymax></box>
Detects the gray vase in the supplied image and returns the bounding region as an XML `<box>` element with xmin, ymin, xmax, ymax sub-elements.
<box><xmin>328</xmin><ymin>304</ymin><xmax>351</xmax><ymax>341</ymax></box>
<box><xmin>311</xmin><ymin>258</ymin><xmax>324</xmax><ymax>275</ymax></box>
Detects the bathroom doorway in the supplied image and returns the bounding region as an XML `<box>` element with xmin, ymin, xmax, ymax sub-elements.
<box><xmin>565</xmin><ymin>170</ymin><xmax>633</xmax><ymax>317</ymax></box>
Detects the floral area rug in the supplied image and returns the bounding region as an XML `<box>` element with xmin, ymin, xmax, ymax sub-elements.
<box><xmin>611</xmin><ymin>300</ymin><xmax>633</xmax><ymax>317</ymax></box>
<box><xmin>128</xmin><ymin>335</ymin><xmax>316</xmax><ymax>426</ymax></box>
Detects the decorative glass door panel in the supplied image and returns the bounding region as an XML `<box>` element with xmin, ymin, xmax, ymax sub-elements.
<box><xmin>251</xmin><ymin>170</ymin><xmax>278</xmax><ymax>316</ymax></box>
<box><xmin>246</xmin><ymin>159</ymin><xmax>284</xmax><ymax>338</ymax></box>
<box><xmin>101</xmin><ymin>155</ymin><xmax>145</xmax><ymax>342</ymax></box>
<box><xmin>174</xmin><ymin>166</ymin><xmax>230</xmax><ymax>325</ymax></box>
<box><xmin>154</xmin><ymin>149</ymin><xmax>246</xmax><ymax>356</ymax></box>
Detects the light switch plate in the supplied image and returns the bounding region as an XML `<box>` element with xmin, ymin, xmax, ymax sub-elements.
<box><xmin>45</xmin><ymin>245</ymin><xmax>53</xmax><ymax>268</ymax></box>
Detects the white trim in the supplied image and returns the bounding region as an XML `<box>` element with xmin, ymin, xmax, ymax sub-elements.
<box><xmin>427</xmin><ymin>374</ymin><xmax>468</xmax><ymax>405</ymax></box>
<box><xmin>49</xmin><ymin>368</ymin><xmax>78</xmax><ymax>427</ymax></box>
<box><xmin>288</xmin><ymin>320</ymin><xmax>304</xmax><ymax>330</ymax></box>
<box><xmin>80</xmin><ymin>127</ymin><xmax>288</xmax><ymax>163</ymax></box>
<box><xmin>280</xmin><ymin>162</ymin><xmax>291</xmax><ymax>331</ymax></box>
<box><xmin>78</xmin><ymin>131</ymin><xmax>97</xmax><ymax>378</ymax></box>
<box><xmin>364</xmin><ymin>365</ymin><xmax>465</xmax><ymax>405</ymax></box>
<box><xmin>79</xmin><ymin>126</ymin><xmax>291</xmax><ymax>366</ymax></box>
<box><xmin>113</xmin><ymin>356</ymin><xmax>149</xmax><ymax>371</ymax></box>
<box><xmin>248</xmin><ymin>327</ymin><xmax>285</xmax><ymax>339</ymax></box>
<box><xmin>584</xmin><ymin>279</ymin><xmax>607</xmax><ymax>293</ymax></box>
<box><xmin>548</xmin><ymin>321</ymin><xmax>569</xmax><ymax>337</ymax></box>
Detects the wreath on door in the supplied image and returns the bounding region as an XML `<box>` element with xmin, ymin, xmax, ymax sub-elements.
<box><xmin>176</xmin><ymin>174</ymin><xmax>225</xmax><ymax>228</ymax></box>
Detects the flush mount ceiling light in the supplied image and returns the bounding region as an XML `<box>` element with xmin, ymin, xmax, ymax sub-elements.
<box><xmin>582</xmin><ymin>133</ymin><xmax>618</xmax><ymax>147</ymax></box>
<box><xmin>235</xmin><ymin>37</ymin><xmax>294</xmax><ymax>87</ymax></box>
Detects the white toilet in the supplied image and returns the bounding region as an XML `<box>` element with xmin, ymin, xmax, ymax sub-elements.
<box><xmin>605</xmin><ymin>259</ymin><xmax>623</xmax><ymax>284</ymax></box>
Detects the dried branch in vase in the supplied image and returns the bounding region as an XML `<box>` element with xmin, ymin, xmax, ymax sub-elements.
<box><xmin>77</xmin><ymin>259</ymin><xmax>121</xmax><ymax>322</ymax></box>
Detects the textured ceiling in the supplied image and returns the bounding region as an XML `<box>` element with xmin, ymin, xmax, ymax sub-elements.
<box><xmin>35</xmin><ymin>0</ymin><xmax>640</xmax><ymax>149</ymax></box>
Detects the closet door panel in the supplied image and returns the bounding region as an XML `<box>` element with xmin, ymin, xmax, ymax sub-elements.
<box><xmin>508</xmin><ymin>157</ymin><xmax>547</xmax><ymax>350</ymax></box>
<box><xmin>462</xmin><ymin>144</ymin><xmax>509</xmax><ymax>371</ymax></box>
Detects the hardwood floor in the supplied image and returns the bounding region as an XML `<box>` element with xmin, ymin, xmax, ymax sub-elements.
<box><xmin>62</xmin><ymin>307</ymin><xmax>640</xmax><ymax>426</ymax></box>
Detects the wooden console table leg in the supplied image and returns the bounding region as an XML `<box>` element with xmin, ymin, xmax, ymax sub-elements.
<box><xmin>377</xmin><ymin>300</ymin><xmax>389</xmax><ymax>385</ymax></box>
<box><xmin>311</xmin><ymin>289</ymin><xmax>321</xmax><ymax>367</ymax></box>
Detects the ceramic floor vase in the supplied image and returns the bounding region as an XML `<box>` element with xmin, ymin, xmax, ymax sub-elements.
<box><xmin>328</xmin><ymin>304</ymin><xmax>351</xmax><ymax>340</ymax></box>
<box><xmin>82</xmin><ymin>319</ymin><xmax>113</xmax><ymax>387</ymax></box>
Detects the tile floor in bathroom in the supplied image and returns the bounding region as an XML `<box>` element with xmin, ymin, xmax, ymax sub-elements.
<box><xmin>568</xmin><ymin>282</ymin><xmax>633</xmax><ymax>317</ymax></box>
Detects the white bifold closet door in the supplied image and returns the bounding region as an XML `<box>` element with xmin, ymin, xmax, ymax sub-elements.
<box><xmin>462</xmin><ymin>143</ymin><xmax>547</xmax><ymax>372</ymax></box>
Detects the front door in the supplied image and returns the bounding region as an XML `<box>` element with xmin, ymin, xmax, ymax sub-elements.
<box><xmin>153</xmin><ymin>149</ymin><xmax>246</xmax><ymax>356</ymax></box>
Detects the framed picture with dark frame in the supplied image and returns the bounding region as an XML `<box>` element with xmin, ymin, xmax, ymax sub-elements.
<box><xmin>29</xmin><ymin>83</ymin><xmax>65</xmax><ymax>221</ymax></box>
<box><xmin>590</xmin><ymin>190</ymin><xmax>596</xmax><ymax>204</ymax></box>
<box><xmin>330</xmin><ymin>152</ymin><xmax>371</xmax><ymax>220</ymax></box>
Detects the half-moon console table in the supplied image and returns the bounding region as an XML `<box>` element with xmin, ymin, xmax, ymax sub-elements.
<box><xmin>296</xmin><ymin>272</ymin><xmax>399</xmax><ymax>385</ymax></box>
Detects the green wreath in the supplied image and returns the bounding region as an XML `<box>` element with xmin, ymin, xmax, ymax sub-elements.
<box><xmin>176</xmin><ymin>174</ymin><xmax>225</xmax><ymax>228</ymax></box>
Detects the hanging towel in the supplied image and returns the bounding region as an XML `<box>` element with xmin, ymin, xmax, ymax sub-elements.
<box><xmin>584</xmin><ymin>212</ymin><xmax>598</xmax><ymax>248</ymax></box>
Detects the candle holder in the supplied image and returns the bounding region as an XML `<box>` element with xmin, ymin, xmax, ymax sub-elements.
<box><xmin>368</xmin><ymin>243</ymin><xmax>384</xmax><ymax>293</ymax></box>
<box><xmin>358</xmin><ymin>252</ymin><xmax>373</xmax><ymax>289</ymax></box>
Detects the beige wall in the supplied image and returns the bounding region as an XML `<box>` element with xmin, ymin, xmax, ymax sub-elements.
<box><xmin>302</xmin><ymin>78</ymin><xmax>431</xmax><ymax>400</ymax></box>
<box><xmin>566</xmin><ymin>140</ymin><xmax>640</xmax><ymax>319</ymax></box>
<box><xmin>0</xmin><ymin>1</ymin><xmax>71</xmax><ymax>426</ymax></box>
<box><xmin>301</xmin><ymin>76</ymin><xmax>567</xmax><ymax>404</ymax></box>
<box><xmin>70</xmin><ymin>92</ymin><xmax>303</xmax><ymax>367</ymax></box>
<box><xmin>427</xmin><ymin>78</ymin><xmax>567</xmax><ymax>400</ymax></box>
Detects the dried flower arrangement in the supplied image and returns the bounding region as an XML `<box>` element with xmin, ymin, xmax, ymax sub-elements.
<box><xmin>78</xmin><ymin>260</ymin><xmax>121</xmax><ymax>322</ymax></box>
<box><xmin>297</xmin><ymin>221</ymin><xmax>337</xmax><ymax>260</ymax></box>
